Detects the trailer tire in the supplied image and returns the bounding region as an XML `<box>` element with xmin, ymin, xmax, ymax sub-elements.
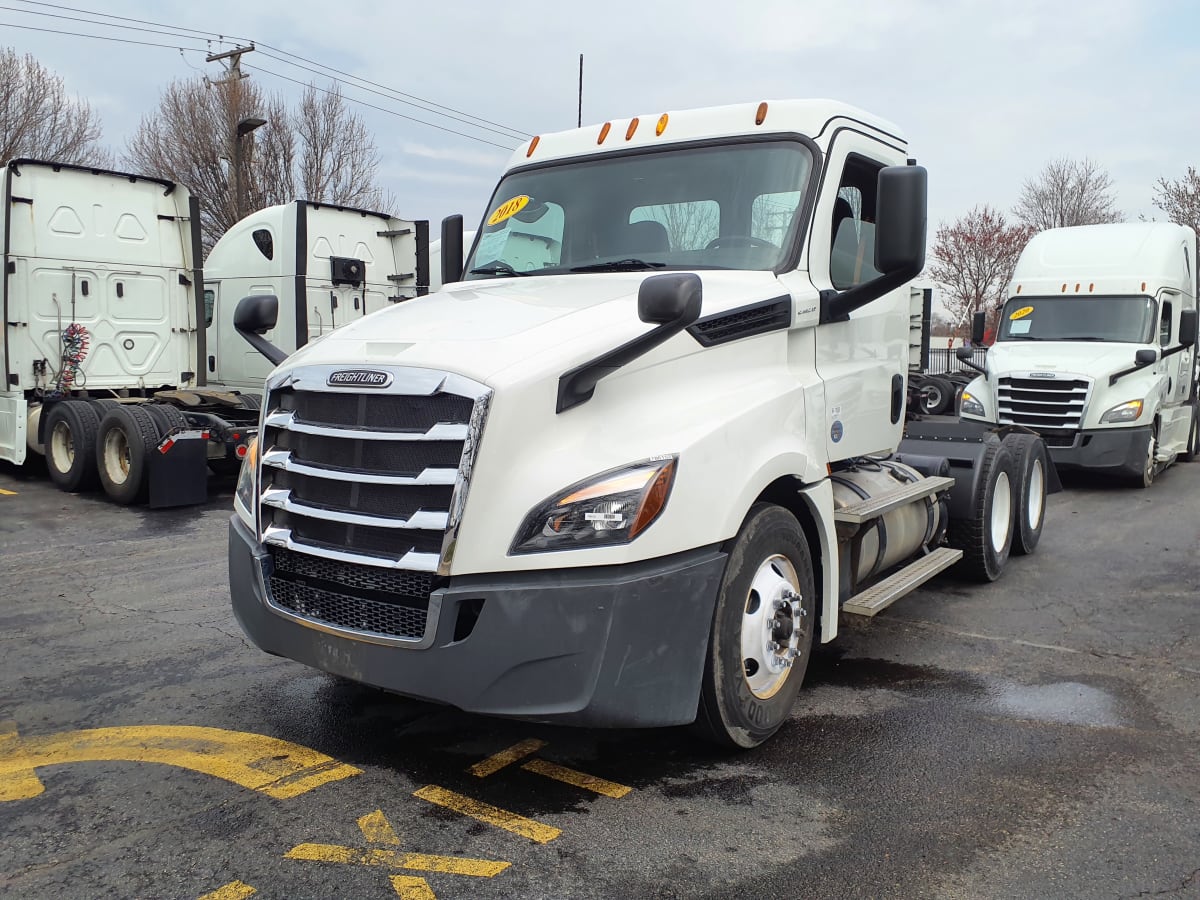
<box><xmin>1180</xmin><ymin>401</ymin><xmax>1199</xmax><ymax>462</ymax></box>
<box><xmin>145</xmin><ymin>403</ymin><xmax>187</xmax><ymax>436</ymax></box>
<box><xmin>948</xmin><ymin>439</ymin><xmax>1015</xmax><ymax>582</ymax></box>
<box><xmin>44</xmin><ymin>400</ymin><xmax>101</xmax><ymax>492</ymax></box>
<box><xmin>1003</xmin><ymin>433</ymin><xmax>1047</xmax><ymax>555</ymax></box>
<box><xmin>693</xmin><ymin>503</ymin><xmax>816</xmax><ymax>750</ymax></box>
<box><xmin>96</xmin><ymin>405</ymin><xmax>161</xmax><ymax>505</ymax></box>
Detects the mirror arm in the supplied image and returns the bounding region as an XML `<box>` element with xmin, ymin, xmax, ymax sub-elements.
<box><xmin>819</xmin><ymin>266</ymin><xmax>918</xmax><ymax>325</ymax></box>
<box><xmin>957</xmin><ymin>356</ymin><xmax>988</xmax><ymax>378</ymax></box>
<box><xmin>236</xmin><ymin>326</ymin><xmax>287</xmax><ymax>366</ymax></box>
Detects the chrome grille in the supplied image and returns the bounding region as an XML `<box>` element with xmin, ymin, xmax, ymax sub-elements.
<box><xmin>997</xmin><ymin>376</ymin><xmax>1091</xmax><ymax>430</ymax></box>
<box><xmin>256</xmin><ymin>365</ymin><xmax>490</xmax><ymax>645</ymax></box>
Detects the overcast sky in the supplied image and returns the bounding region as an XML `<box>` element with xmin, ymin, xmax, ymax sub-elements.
<box><xmin>5</xmin><ymin>0</ymin><xmax>1198</xmax><ymax>238</ymax></box>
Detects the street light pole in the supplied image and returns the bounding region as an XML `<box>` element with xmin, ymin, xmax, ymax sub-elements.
<box><xmin>234</xmin><ymin>117</ymin><xmax>267</xmax><ymax>221</ymax></box>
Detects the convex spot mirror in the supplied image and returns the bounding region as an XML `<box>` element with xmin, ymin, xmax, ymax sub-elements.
<box><xmin>234</xmin><ymin>294</ymin><xmax>279</xmax><ymax>335</ymax></box>
<box><xmin>638</xmin><ymin>272</ymin><xmax>703</xmax><ymax>325</ymax></box>
<box><xmin>1135</xmin><ymin>349</ymin><xmax>1157</xmax><ymax>367</ymax></box>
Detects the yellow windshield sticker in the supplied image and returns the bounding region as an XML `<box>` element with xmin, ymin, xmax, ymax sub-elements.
<box><xmin>1010</xmin><ymin>306</ymin><xmax>1034</xmax><ymax>321</ymax></box>
<box><xmin>487</xmin><ymin>195</ymin><xmax>530</xmax><ymax>227</ymax></box>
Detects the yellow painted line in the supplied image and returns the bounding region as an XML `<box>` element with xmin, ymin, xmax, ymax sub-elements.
<box><xmin>359</xmin><ymin>808</ymin><xmax>401</xmax><ymax>845</ymax></box>
<box><xmin>285</xmin><ymin>843</ymin><xmax>510</xmax><ymax>877</ymax></box>
<box><xmin>468</xmin><ymin>737</ymin><xmax>546</xmax><ymax>778</ymax></box>
<box><xmin>521</xmin><ymin>758</ymin><xmax>632</xmax><ymax>799</ymax></box>
<box><xmin>413</xmin><ymin>784</ymin><xmax>561</xmax><ymax>844</ymax></box>
<box><xmin>390</xmin><ymin>876</ymin><xmax>436</xmax><ymax>900</ymax></box>
<box><xmin>198</xmin><ymin>882</ymin><xmax>257</xmax><ymax>900</ymax></box>
<box><xmin>0</xmin><ymin>487</ymin><xmax>16</xmax><ymax>495</ymax></box>
<box><xmin>0</xmin><ymin>722</ymin><xmax>360</xmax><ymax>802</ymax></box>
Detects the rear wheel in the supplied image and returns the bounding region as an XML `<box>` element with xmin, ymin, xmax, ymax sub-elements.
<box><xmin>96</xmin><ymin>405</ymin><xmax>161</xmax><ymax>504</ymax></box>
<box><xmin>948</xmin><ymin>439</ymin><xmax>1015</xmax><ymax>582</ymax></box>
<box><xmin>144</xmin><ymin>403</ymin><xmax>187</xmax><ymax>436</ymax></box>
<box><xmin>237</xmin><ymin>393</ymin><xmax>261</xmax><ymax>411</ymax></box>
<box><xmin>44</xmin><ymin>400</ymin><xmax>101</xmax><ymax>492</ymax></box>
<box><xmin>694</xmin><ymin>504</ymin><xmax>816</xmax><ymax>749</ymax></box>
<box><xmin>1003</xmin><ymin>433</ymin><xmax>1047</xmax><ymax>555</ymax></box>
<box><xmin>921</xmin><ymin>377</ymin><xmax>953</xmax><ymax>416</ymax></box>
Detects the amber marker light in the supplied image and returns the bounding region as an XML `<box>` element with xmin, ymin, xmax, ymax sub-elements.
<box><xmin>630</xmin><ymin>459</ymin><xmax>676</xmax><ymax>538</ymax></box>
<box><xmin>755</xmin><ymin>101</ymin><xmax>768</xmax><ymax>125</ymax></box>
<box><xmin>1141</xmin><ymin>281</ymin><xmax>1147</xmax><ymax>292</ymax></box>
<box><xmin>1016</xmin><ymin>285</ymin><xmax>1023</xmax><ymax>294</ymax></box>
<box><xmin>526</xmin><ymin>136</ymin><xmax>540</xmax><ymax>157</ymax></box>
<box><xmin>626</xmin><ymin>118</ymin><xmax>639</xmax><ymax>140</ymax></box>
<box><xmin>656</xmin><ymin>113</ymin><xmax>669</xmax><ymax>136</ymax></box>
<box><xmin>598</xmin><ymin>122</ymin><xmax>611</xmax><ymax>144</ymax></box>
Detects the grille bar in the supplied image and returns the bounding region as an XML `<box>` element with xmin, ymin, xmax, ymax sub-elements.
<box><xmin>263</xmin><ymin>525</ymin><xmax>441</xmax><ymax>572</ymax></box>
<box><xmin>266</xmin><ymin>410</ymin><xmax>469</xmax><ymax>441</ymax></box>
<box><xmin>261</xmin><ymin>449</ymin><xmax>458</xmax><ymax>485</ymax></box>
<box><xmin>997</xmin><ymin>375</ymin><xmax>1090</xmax><ymax>430</ymax></box>
<box><xmin>261</xmin><ymin>489</ymin><xmax>451</xmax><ymax>530</ymax></box>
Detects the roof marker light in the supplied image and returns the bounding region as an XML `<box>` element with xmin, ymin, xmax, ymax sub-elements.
<box><xmin>1016</xmin><ymin>285</ymin><xmax>1023</xmax><ymax>294</ymax></box>
<box><xmin>1141</xmin><ymin>281</ymin><xmax>1147</xmax><ymax>292</ymax></box>
<box><xmin>755</xmin><ymin>102</ymin><xmax>768</xmax><ymax>125</ymax></box>
<box><xmin>1061</xmin><ymin>283</ymin><xmax>1068</xmax><ymax>292</ymax></box>
<box><xmin>1075</xmin><ymin>283</ymin><xmax>1081</xmax><ymax>293</ymax></box>
<box><xmin>656</xmin><ymin>113</ymin><xmax>669</xmax><ymax>136</ymax></box>
<box><xmin>526</xmin><ymin>136</ymin><xmax>540</xmax><ymax>157</ymax></box>
<box><xmin>598</xmin><ymin>122</ymin><xmax>611</xmax><ymax>144</ymax></box>
<box><xmin>1089</xmin><ymin>283</ymin><xmax>1095</xmax><ymax>292</ymax></box>
<box><xmin>625</xmin><ymin>118</ymin><xmax>639</xmax><ymax>140</ymax></box>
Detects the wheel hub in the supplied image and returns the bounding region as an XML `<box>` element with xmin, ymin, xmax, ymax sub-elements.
<box><xmin>741</xmin><ymin>556</ymin><xmax>807</xmax><ymax>700</ymax></box>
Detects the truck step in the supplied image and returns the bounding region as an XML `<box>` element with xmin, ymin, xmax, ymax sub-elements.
<box><xmin>842</xmin><ymin>546</ymin><xmax>963</xmax><ymax>617</ymax></box>
<box><xmin>833</xmin><ymin>475</ymin><xmax>955</xmax><ymax>524</ymax></box>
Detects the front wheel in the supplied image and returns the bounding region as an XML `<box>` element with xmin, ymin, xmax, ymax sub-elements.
<box><xmin>1180</xmin><ymin>401</ymin><xmax>1199</xmax><ymax>462</ymax></box>
<box><xmin>694</xmin><ymin>504</ymin><xmax>816</xmax><ymax>750</ymax></box>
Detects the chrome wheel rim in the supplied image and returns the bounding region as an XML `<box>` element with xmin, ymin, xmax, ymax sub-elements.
<box><xmin>990</xmin><ymin>471</ymin><xmax>1012</xmax><ymax>554</ymax></box>
<box><xmin>741</xmin><ymin>554</ymin><xmax>805</xmax><ymax>700</ymax></box>
<box><xmin>49</xmin><ymin>421</ymin><xmax>74</xmax><ymax>474</ymax></box>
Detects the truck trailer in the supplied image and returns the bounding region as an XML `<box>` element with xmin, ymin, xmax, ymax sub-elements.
<box><xmin>228</xmin><ymin>100</ymin><xmax>1053</xmax><ymax>748</ymax></box>
<box><xmin>959</xmin><ymin>223</ymin><xmax>1199</xmax><ymax>487</ymax></box>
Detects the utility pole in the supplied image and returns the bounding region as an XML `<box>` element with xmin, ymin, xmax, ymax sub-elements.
<box><xmin>206</xmin><ymin>44</ymin><xmax>262</xmax><ymax>220</ymax></box>
<box><xmin>577</xmin><ymin>54</ymin><xmax>583</xmax><ymax>128</ymax></box>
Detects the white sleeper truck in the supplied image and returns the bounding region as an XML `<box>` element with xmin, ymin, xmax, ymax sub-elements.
<box><xmin>228</xmin><ymin>100</ymin><xmax>1053</xmax><ymax>748</ymax></box>
<box><xmin>959</xmin><ymin>223</ymin><xmax>1199</xmax><ymax>487</ymax></box>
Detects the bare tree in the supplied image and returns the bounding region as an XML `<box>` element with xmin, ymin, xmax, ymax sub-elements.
<box><xmin>0</xmin><ymin>47</ymin><xmax>109</xmax><ymax>166</ymax></box>
<box><xmin>929</xmin><ymin>205</ymin><xmax>1031</xmax><ymax>337</ymax></box>
<box><xmin>126</xmin><ymin>77</ymin><xmax>386</xmax><ymax>252</ymax></box>
<box><xmin>1014</xmin><ymin>157</ymin><xmax>1123</xmax><ymax>231</ymax></box>
<box><xmin>1151</xmin><ymin>166</ymin><xmax>1200</xmax><ymax>237</ymax></box>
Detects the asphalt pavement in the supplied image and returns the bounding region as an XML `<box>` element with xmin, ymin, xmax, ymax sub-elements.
<box><xmin>0</xmin><ymin>459</ymin><xmax>1198</xmax><ymax>899</ymax></box>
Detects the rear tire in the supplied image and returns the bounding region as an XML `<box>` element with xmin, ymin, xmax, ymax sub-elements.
<box><xmin>44</xmin><ymin>400</ymin><xmax>101</xmax><ymax>492</ymax></box>
<box><xmin>694</xmin><ymin>504</ymin><xmax>816</xmax><ymax>750</ymax></box>
<box><xmin>920</xmin><ymin>377</ymin><xmax>951</xmax><ymax>416</ymax></box>
<box><xmin>1003</xmin><ymin>433</ymin><xmax>1047</xmax><ymax>556</ymax></box>
<box><xmin>948</xmin><ymin>439</ymin><xmax>1015</xmax><ymax>582</ymax></box>
<box><xmin>88</xmin><ymin>398</ymin><xmax>123</xmax><ymax>415</ymax></box>
<box><xmin>237</xmin><ymin>393</ymin><xmax>261</xmax><ymax>411</ymax></box>
<box><xmin>96</xmin><ymin>405</ymin><xmax>161</xmax><ymax>505</ymax></box>
<box><xmin>145</xmin><ymin>403</ymin><xmax>187</xmax><ymax>436</ymax></box>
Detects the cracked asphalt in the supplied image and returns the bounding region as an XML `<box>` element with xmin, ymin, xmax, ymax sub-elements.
<box><xmin>1</xmin><ymin>458</ymin><xmax>1198</xmax><ymax>900</ymax></box>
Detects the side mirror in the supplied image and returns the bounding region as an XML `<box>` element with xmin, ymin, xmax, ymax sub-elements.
<box><xmin>234</xmin><ymin>294</ymin><xmax>278</xmax><ymax>335</ymax></box>
<box><xmin>955</xmin><ymin>346</ymin><xmax>974</xmax><ymax>361</ymax></box>
<box><xmin>1135</xmin><ymin>349</ymin><xmax>1158</xmax><ymax>367</ymax></box>
<box><xmin>971</xmin><ymin>311</ymin><xmax>986</xmax><ymax>345</ymax></box>
<box><xmin>441</xmin><ymin>214</ymin><xmax>464</xmax><ymax>286</ymax></box>
<box><xmin>874</xmin><ymin>165</ymin><xmax>928</xmax><ymax>275</ymax></box>
<box><xmin>1179</xmin><ymin>308</ymin><xmax>1197</xmax><ymax>347</ymax></box>
<box><xmin>638</xmin><ymin>272</ymin><xmax>703</xmax><ymax>325</ymax></box>
<box><xmin>233</xmin><ymin>294</ymin><xmax>286</xmax><ymax>366</ymax></box>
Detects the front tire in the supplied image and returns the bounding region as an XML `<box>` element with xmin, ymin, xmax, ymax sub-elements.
<box><xmin>694</xmin><ymin>504</ymin><xmax>816</xmax><ymax>750</ymax></box>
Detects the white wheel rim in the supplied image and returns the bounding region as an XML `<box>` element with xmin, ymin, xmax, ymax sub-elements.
<box><xmin>740</xmin><ymin>554</ymin><xmax>804</xmax><ymax>700</ymax></box>
<box><xmin>103</xmin><ymin>428</ymin><xmax>131</xmax><ymax>486</ymax></box>
<box><xmin>1145</xmin><ymin>435</ymin><xmax>1155</xmax><ymax>482</ymax></box>
<box><xmin>49</xmin><ymin>421</ymin><xmax>74</xmax><ymax>473</ymax></box>
<box><xmin>1027</xmin><ymin>460</ymin><xmax>1045</xmax><ymax>530</ymax></box>
<box><xmin>990</xmin><ymin>471</ymin><xmax>1012</xmax><ymax>554</ymax></box>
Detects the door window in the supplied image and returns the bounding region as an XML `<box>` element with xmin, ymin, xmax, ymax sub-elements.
<box><xmin>830</xmin><ymin>155</ymin><xmax>884</xmax><ymax>289</ymax></box>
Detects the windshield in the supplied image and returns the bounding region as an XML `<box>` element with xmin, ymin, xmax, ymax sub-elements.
<box><xmin>464</xmin><ymin>140</ymin><xmax>813</xmax><ymax>278</ymax></box>
<box><xmin>996</xmin><ymin>296</ymin><xmax>1156</xmax><ymax>344</ymax></box>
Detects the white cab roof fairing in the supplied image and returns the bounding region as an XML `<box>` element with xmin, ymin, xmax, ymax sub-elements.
<box><xmin>507</xmin><ymin>100</ymin><xmax>908</xmax><ymax>169</ymax></box>
<box><xmin>1009</xmin><ymin>223</ymin><xmax>1198</xmax><ymax>300</ymax></box>
<box><xmin>204</xmin><ymin>204</ymin><xmax>290</xmax><ymax>278</ymax></box>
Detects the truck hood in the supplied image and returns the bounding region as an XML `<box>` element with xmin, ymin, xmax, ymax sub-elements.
<box><xmin>277</xmin><ymin>271</ymin><xmax>789</xmax><ymax>385</ymax></box>
<box><xmin>987</xmin><ymin>340</ymin><xmax>1149</xmax><ymax>377</ymax></box>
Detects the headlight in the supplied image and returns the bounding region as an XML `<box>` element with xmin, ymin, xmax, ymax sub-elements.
<box><xmin>510</xmin><ymin>457</ymin><xmax>677</xmax><ymax>554</ymax></box>
<box><xmin>959</xmin><ymin>391</ymin><xmax>985</xmax><ymax>417</ymax></box>
<box><xmin>234</xmin><ymin>436</ymin><xmax>259</xmax><ymax>527</ymax></box>
<box><xmin>1100</xmin><ymin>399</ymin><xmax>1143</xmax><ymax>424</ymax></box>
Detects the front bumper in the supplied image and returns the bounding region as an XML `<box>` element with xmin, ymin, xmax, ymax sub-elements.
<box><xmin>1044</xmin><ymin>425</ymin><xmax>1152</xmax><ymax>474</ymax></box>
<box><xmin>228</xmin><ymin>516</ymin><xmax>726</xmax><ymax>727</ymax></box>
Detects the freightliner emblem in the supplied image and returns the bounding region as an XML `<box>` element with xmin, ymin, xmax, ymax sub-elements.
<box><xmin>1028</xmin><ymin>372</ymin><xmax>1056</xmax><ymax>379</ymax></box>
<box><xmin>327</xmin><ymin>369</ymin><xmax>392</xmax><ymax>388</ymax></box>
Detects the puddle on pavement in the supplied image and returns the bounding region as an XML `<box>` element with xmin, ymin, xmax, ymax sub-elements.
<box><xmin>982</xmin><ymin>679</ymin><xmax>1125</xmax><ymax>728</ymax></box>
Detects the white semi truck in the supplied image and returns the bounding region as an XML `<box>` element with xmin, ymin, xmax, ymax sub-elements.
<box><xmin>959</xmin><ymin>223</ymin><xmax>1199</xmax><ymax>487</ymax></box>
<box><xmin>228</xmin><ymin>100</ymin><xmax>1053</xmax><ymax>748</ymax></box>
<box><xmin>0</xmin><ymin>160</ymin><xmax>428</xmax><ymax>505</ymax></box>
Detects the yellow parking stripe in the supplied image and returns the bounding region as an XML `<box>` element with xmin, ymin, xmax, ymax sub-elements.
<box><xmin>468</xmin><ymin>738</ymin><xmax>546</xmax><ymax>777</ymax></box>
<box><xmin>412</xmin><ymin>784</ymin><xmax>561</xmax><ymax>843</ymax></box>
<box><xmin>285</xmin><ymin>843</ymin><xmax>510</xmax><ymax>877</ymax></box>
<box><xmin>0</xmin><ymin>488</ymin><xmax>16</xmax><ymax>495</ymax></box>
<box><xmin>521</xmin><ymin>758</ymin><xmax>632</xmax><ymax>798</ymax></box>
<box><xmin>358</xmin><ymin>808</ymin><xmax>401</xmax><ymax>845</ymax></box>
<box><xmin>198</xmin><ymin>881</ymin><xmax>257</xmax><ymax>900</ymax></box>
<box><xmin>390</xmin><ymin>876</ymin><xmax>436</xmax><ymax>899</ymax></box>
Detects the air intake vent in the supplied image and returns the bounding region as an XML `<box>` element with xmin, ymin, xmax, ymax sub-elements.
<box><xmin>687</xmin><ymin>296</ymin><xmax>791</xmax><ymax>347</ymax></box>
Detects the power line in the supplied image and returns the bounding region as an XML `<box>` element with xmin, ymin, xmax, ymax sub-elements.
<box><xmin>11</xmin><ymin>0</ymin><xmax>251</xmax><ymax>42</ymax></box>
<box><xmin>0</xmin><ymin>3</ymin><xmax>234</xmax><ymax>46</ymax></box>
<box><xmin>245</xmin><ymin>63</ymin><xmax>518</xmax><ymax>152</ymax></box>
<box><xmin>0</xmin><ymin>20</ymin><xmax>207</xmax><ymax>51</ymax></box>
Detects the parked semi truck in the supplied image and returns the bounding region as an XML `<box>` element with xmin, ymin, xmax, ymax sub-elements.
<box><xmin>959</xmin><ymin>223</ymin><xmax>1199</xmax><ymax>487</ymax></box>
<box><xmin>228</xmin><ymin>100</ymin><xmax>1053</xmax><ymax>748</ymax></box>
<box><xmin>0</xmin><ymin>159</ymin><xmax>429</xmax><ymax>505</ymax></box>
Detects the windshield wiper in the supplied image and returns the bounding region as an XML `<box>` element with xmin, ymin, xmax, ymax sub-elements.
<box><xmin>1002</xmin><ymin>335</ymin><xmax>1047</xmax><ymax>341</ymax></box>
<box><xmin>570</xmin><ymin>259</ymin><xmax>667</xmax><ymax>273</ymax></box>
<box><xmin>469</xmin><ymin>262</ymin><xmax>531</xmax><ymax>277</ymax></box>
<box><xmin>1057</xmin><ymin>336</ymin><xmax>1107</xmax><ymax>341</ymax></box>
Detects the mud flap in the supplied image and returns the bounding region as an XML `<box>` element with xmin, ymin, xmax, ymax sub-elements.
<box><xmin>149</xmin><ymin>429</ymin><xmax>209</xmax><ymax>508</ymax></box>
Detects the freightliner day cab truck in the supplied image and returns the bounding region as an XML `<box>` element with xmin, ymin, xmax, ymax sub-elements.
<box><xmin>0</xmin><ymin>159</ymin><xmax>428</xmax><ymax>506</ymax></box>
<box><xmin>959</xmin><ymin>223</ymin><xmax>1199</xmax><ymax>487</ymax></box>
<box><xmin>228</xmin><ymin>100</ymin><xmax>1054</xmax><ymax>748</ymax></box>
